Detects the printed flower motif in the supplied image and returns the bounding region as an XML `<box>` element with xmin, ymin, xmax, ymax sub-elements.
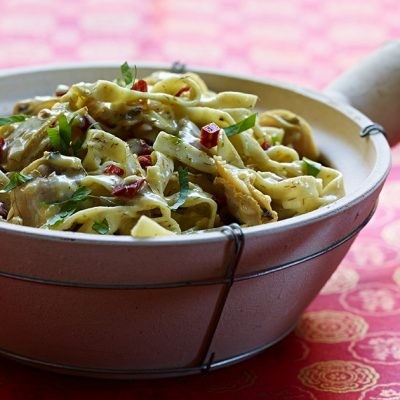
<box><xmin>359</xmin><ymin>383</ymin><xmax>400</xmax><ymax>400</ymax></box>
<box><xmin>320</xmin><ymin>267</ymin><xmax>359</xmax><ymax>294</ymax></box>
<box><xmin>343</xmin><ymin>238</ymin><xmax>400</xmax><ymax>270</ymax></box>
<box><xmin>379</xmin><ymin>181</ymin><xmax>400</xmax><ymax>210</ymax></box>
<box><xmin>340</xmin><ymin>284</ymin><xmax>400</xmax><ymax>316</ymax></box>
<box><xmin>382</xmin><ymin>220</ymin><xmax>400</xmax><ymax>248</ymax></box>
<box><xmin>360</xmin><ymin>290</ymin><xmax>395</xmax><ymax>312</ymax></box>
<box><xmin>379</xmin><ymin>389</ymin><xmax>400</xmax><ymax>398</ymax></box>
<box><xmin>381</xmin><ymin>389</ymin><xmax>400</xmax><ymax>397</ymax></box>
<box><xmin>367</xmin><ymin>338</ymin><xmax>400</xmax><ymax>361</ymax></box>
<box><xmin>394</xmin><ymin>268</ymin><xmax>400</xmax><ymax>287</ymax></box>
<box><xmin>298</xmin><ymin>360</ymin><xmax>379</xmax><ymax>393</ymax></box>
<box><xmin>349</xmin><ymin>332</ymin><xmax>400</xmax><ymax>364</ymax></box>
<box><xmin>296</xmin><ymin>310</ymin><xmax>368</xmax><ymax>343</ymax></box>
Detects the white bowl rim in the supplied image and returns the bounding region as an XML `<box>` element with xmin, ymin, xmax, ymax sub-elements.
<box><xmin>0</xmin><ymin>62</ymin><xmax>392</xmax><ymax>245</ymax></box>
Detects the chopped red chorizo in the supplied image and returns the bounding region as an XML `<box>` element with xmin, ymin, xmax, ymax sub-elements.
<box><xmin>104</xmin><ymin>164</ymin><xmax>125</xmax><ymax>176</ymax></box>
<box><xmin>112</xmin><ymin>179</ymin><xmax>145</xmax><ymax>198</ymax></box>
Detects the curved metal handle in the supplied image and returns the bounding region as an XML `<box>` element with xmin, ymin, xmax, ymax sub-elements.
<box><xmin>325</xmin><ymin>40</ymin><xmax>400</xmax><ymax>147</ymax></box>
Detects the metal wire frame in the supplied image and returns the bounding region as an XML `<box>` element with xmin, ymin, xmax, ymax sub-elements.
<box><xmin>0</xmin><ymin>121</ymin><xmax>384</xmax><ymax>377</ymax></box>
<box><xmin>360</xmin><ymin>123</ymin><xmax>386</xmax><ymax>138</ymax></box>
<box><xmin>0</xmin><ymin>202</ymin><xmax>376</xmax><ymax>289</ymax></box>
<box><xmin>0</xmin><ymin>203</ymin><xmax>377</xmax><ymax>378</ymax></box>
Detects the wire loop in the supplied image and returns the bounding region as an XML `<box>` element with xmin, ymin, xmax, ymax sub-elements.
<box><xmin>170</xmin><ymin>61</ymin><xmax>186</xmax><ymax>73</ymax></box>
<box><xmin>360</xmin><ymin>123</ymin><xmax>386</xmax><ymax>138</ymax></box>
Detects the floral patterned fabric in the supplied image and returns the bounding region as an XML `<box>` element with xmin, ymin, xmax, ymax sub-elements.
<box><xmin>0</xmin><ymin>0</ymin><xmax>399</xmax><ymax>398</ymax></box>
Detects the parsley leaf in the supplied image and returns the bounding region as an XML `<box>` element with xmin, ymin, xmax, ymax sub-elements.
<box><xmin>47</xmin><ymin>186</ymin><xmax>92</xmax><ymax>227</ymax></box>
<box><xmin>92</xmin><ymin>218</ymin><xmax>109</xmax><ymax>234</ymax></box>
<box><xmin>303</xmin><ymin>157</ymin><xmax>321</xmax><ymax>177</ymax></box>
<box><xmin>0</xmin><ymin>115</ymin><xmax>29</xmax><ymax>127</ymax></box>
<box><xmin>118</xmin><ymin>62</ymin><xmax>137</xmax><ymax>88</ymax></box>
<box><xmin>170</xmin><ymin>166</ymin><xmax>189</xmax><ymax>210</ymax></box>
<box><xmin>46</xmin><ymin>208</ymin><xmax>76</xmax><ymax>227</ymax></box>
<box><xmin>2</xmin><ymin>172</ymin><xmax>33</xmax><ymax>192</ymax></box>
<box><xmin>68</xmin><ymin>186</ymin><xmax>92</xmax><ymax>203</ymax></box>
<box><xmin>224</xmin><ymin>113</ymin><xmax>257</xmax><ymax>137</ymax></box>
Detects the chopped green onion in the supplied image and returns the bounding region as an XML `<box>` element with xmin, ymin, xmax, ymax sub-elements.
<box><xmin>92</xmin><ymin>218</ymin><xmax>109</xmax><ymax>235</ymax></box>
<box><xmin>58</xmin><ymin>114</ymin><xmax>72</xmax><ymax>147</ymax></box>
<box><xmin>47</xmin><ymin>126</ymin><xmax>61</xmax><ymax>150</ymax></box>
<box><xmin>170</xmin><ymin>166</ymin><xmax>189</xmax><ymax>210</ymax></box>
<box><xmin>2</xmin><ymin>172</ymin><xmax>33</xmax><ymax>192</ymax></box>
<box><xmin>0</xmin><ymin>115</ymin><xmax>29</xmax><ymax>127</ymax></box>
<box><xmin>47</xmin><ymin>113</ymin><xmax>73</xmax><ymax>155</ymax></box>
<box><xmin>71</xmin><ymin>138</ymin><xmax>85</xmax><ymax>155</ymax></box>
<box><xmin>224</xmin><ymin>113</ymin><xmax>257</xmax><ymax>137</ymax></box>
<box><xmin>303</xmin><ymin>157</ymin><xmax>321</xmax><ymax>177</ymax></box>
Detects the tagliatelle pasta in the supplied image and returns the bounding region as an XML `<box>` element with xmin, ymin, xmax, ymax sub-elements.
<box><xmin>0</xmin><ymin>67</ymin><xmax>344</xmax><ymax>237</ymax></box>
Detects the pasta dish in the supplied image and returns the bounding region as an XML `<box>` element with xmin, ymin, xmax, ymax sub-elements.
<box><xmin>0</xmin><ymin>65</ymin><xmax>344</xmax><ymax>237</ymax></box>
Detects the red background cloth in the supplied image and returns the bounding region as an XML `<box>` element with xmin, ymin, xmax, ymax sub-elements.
<box><xmin>1</xmin><ymin>0</ymin><xmax>400</xmax><ymax>398</ymax></box>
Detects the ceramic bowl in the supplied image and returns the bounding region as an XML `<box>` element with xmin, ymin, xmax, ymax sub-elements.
<box><xmin>0</xmin><ymin>42</ymin><xmax>398</xmax><ymax>379</ymax></box>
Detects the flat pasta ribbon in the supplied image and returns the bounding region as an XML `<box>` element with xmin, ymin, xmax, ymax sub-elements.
<box><xmin>0</xmin><ymin>67</ymin><xmax>345</xmax><ymax>237</ymax></box>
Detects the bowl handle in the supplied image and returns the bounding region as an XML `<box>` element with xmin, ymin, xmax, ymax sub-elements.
<box><xmin>325</xmin><ymin>40</ymin><xmax>400</xmax><ymax>147</ymax></box>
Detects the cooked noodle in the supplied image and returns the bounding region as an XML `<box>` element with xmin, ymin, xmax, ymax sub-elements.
<box><xmin>0</xmin><ymin>68</ymin><xmax>344</xmax><ymax>237</ymax></box>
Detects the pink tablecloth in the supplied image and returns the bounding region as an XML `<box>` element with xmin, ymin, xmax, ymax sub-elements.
<box><xmin>0</xmin><ymin>0</ymin><xmax>400</xmax><ymax>398</ymax></box>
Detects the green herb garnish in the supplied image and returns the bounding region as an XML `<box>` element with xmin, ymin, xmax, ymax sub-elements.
<box><xmin>170</xmin><ymin>166</ymin><xmax>189</xmax><ymax>210</ymax></box>
<box><xmin>46</xmin><ymin>208</ymin><xmax>76</xmax><ymax>227</ymax></box>
<box><xmin>47</xmin><ymin>114</ymin><xmax>72</xmax><ymax>155</ymax></box>
<box><xmin>224</xmin><ymin>113</ymin><xmax>257</xmax><ymax>137</ymax></box>
<box><xmin>58</xmin><ymin>114</ymin><xmax>72</xmax><ymax>148</ymax></box>
<box><xmin>92</xmin><ymin>218</ymin><xmax>109</xmax><ymax>235</ymax></box>
<box><xmin>303</xmin><ymin>157</ymin><xmax>321</xmax><ymax>177</ymax></box>
<box><xmin>0</xmin><ymin>115</ymin><xmax>29</xmax><ymax>127</ymax></box>
<box><xmin>47</xmin><ymin>127</ymin><xmax>62</xmax><ymax>151</ymax></box>
<box><xmin>118</xmin><ymin>62</ymin><xmax>137</xmax><ymax>88</ymax></box>
<box><xmin>47</xmin><ymin>186</ymin><xmax>92</xmax><ymax>226</ymax></box>
<box><xmin>2</xmin><ymin>172</ymin><xmax>33</xmax><ymax>192</ymax></box>
<box><xmin>67</xmin><ymin>186</ymin><xmax>92</xmax><ymax>203</ymax></box>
